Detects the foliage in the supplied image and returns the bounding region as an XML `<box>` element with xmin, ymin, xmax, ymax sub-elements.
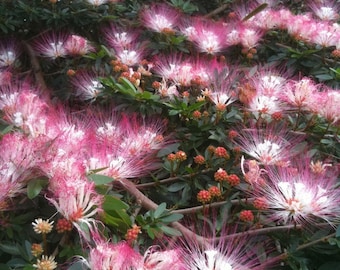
<box><xmin>0</xmin><ymin>0</ymin><xmax>340</xmax><ymax>269</ymax></box>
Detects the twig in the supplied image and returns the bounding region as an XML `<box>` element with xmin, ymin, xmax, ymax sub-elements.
<box><xmin>117</xmin><ymin>178</ymin><xmax>208</xmax><ymax>245</ymax></box>
<box><xmin>204</xmin><ymin>4</ymin><xmax>229</xmax><ymax>19</ymax></box>
<box><xmin>136</xmin><ymin>169</ymin><xmax>212</xmax><ymax>189</ymax></box>
<box><xmin>23</xmin><ymin>41</ymin><xmax>50</xmax><ymax>95</ymax></box>
<box><xmin>253</xmin><ymin>231</ymin><xmax>336</xmax><ymax>270</ymax></box>
<box><xmin>173</xmin><ymin>198</ymin><xmax>253</xmax><ymax>214</ymax></box>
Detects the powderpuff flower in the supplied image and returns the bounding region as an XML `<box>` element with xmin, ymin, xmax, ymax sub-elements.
<box><xmin>239</xmin><ymin>26</ymin><xmax>263</xmax><ymax>49</ymax></box>
<box><xmin>0</xmin><ymin>70</ymin><xmax>12</xmax><ymax>86</ymax></box>
<box><xmin>155</xmin><ymin>78</ymin><xmax>179</xmax><ymax>100</ymax></box>
<box><xmin>70</xmin><ymin>70</ymin><xmax>104</xmax><ymax>101</ymax></box>
<box><xmin>247</xmin><ymin>66</ymin><xmax>289</xmax><ymax>97</ymax></box>
<box><xmin>309</xmin><ymin>0</ymin><xmax>340</xmax><ymax>21</ymax></box>
<box><xmin>234</xmin><ymin>125</ymin><xmax>305</xmax><ymax>166</ymax></box>
<box><xmin>317</xmin><ymin>88</ymin><xmax>340</xmax><ymax>125</ymax></box>
<box><xmin>64</xmin><ymin>34</ymin><xmax>95</xmax><ymax>56</ymax></box>
<box><xmin>0</xmin><ymin>39</ymin><xmax>20</xmax><ymax>68</ymax></box>
<box><xmin>103</xmin><ymin>24</ymin><xmax>140</xmax><ymax>50</ymax></box>
<box><xmin>32</xmin><ymin>32</ymin><xmax>68</xmax><ymax>59</ymax></box>
<box><xmin>153</xmin><ymin>54</ymin><xmax>195</xmax><ymax>86</ymax></box>
<box><xmin>144</xmin><ymin>246</ymin><xmax>185</xmax><ymax>270</ymax></box>
<box><xmin>310</xmin><ymin>23</ymin><xmax>338</xmax><ymax>47</ymax></box>
<box><xmin>0</xmin><ymin>133</ymin><xmax>42</xmax><ymax>209</ymax></box>
<box><xmin>250</xmin><ymin>162</ymin><xmax>340</xmax><ymax>226</ymax></box>
<box><xmin>85</xmin><ymin>114</ymin><xmax>169</xmax><ymax>179</ymax></box>
<box><xmin>115</xmin><ymin>46</ymin><xmax>145</xmax><ymax>66</ymax></box>
<box><xmin>248</xmin><ymin>93</ymin><xmax>286</xmax><ymax>119</ymax></box>
<box><xmin>208</xmin><ymin>69</ymin><xmax>239</xmax><ymax>111</ymax></box>
<box><xmin>47</xmin><ymin>177</ymin><xmax>103</xmax><ymax>240</ymax></box>
<box><xmin>86</xmin><ymin>240</ymin><xmax>143</xmax><ymax>269</ymax></box>
<box><xmin>180</xmin><ymin>17</ymin><xmax>227</xmax><ymax>54</ymax></box>
<box><xmin>140</xmin><ymin>3</ymin><xmax>180</xmax><ymax>34</ymax></box>
<box><xmin>84</xmin><ymin>0</ymin><xmax>119</xmax><ymax>6</ymax></box>
<box><xmin>0</xmin><ymin>82</ymin><xmax>55</xmax><ymax>137</ymax></box>
<box><xmin>179</xmin><ymin>222</ymin><xmax>269</xmax><ymax>270</ymax></box>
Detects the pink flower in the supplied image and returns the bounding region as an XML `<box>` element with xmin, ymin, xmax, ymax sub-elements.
<box><xmin>283</xmin><ymin>77</ymin><xmax>319</xmax><ymax>109</ymax></box>
<box><xmin>144</xmin><ymin>246</ymin><xmax>185</xmax><ymax>270</ymax></box>
<box><xmin>32</xmin><ymin>32</ymin><xmax>68</xmax><ymax>59</ymax></box>
<box><xmin>234</xmin><ymin>125</ymin><xmax>305</xmax><ymax>166</ymax></box>
<box><xmin>0</xmin><ymin>82</ymin><xmax>55</xmax><ymax>137</ymax></box>
<box><xmin>0</xmin><ymin>133</ymin><xmax>45</xmax><ymax>210</ymax></box>
<box><xmin>309</xmin><ymin>0</ymin><xmax>340</xmax><ymax>21</ymax></box>
<box><xmin>317</xmin><ymin>88</ymin><xmax>340</xmax><ymax>125</ymax></box>
<box><xmin>180</xmin><ymin>17</ymin><xmax>227</xmax><ymax>54</ymax></box>
<box><xmin>0</xmin><ymin>70</ymin><xmax>12</xmax><ymax>86</ymax></box>
<box><xmin>70</xmin><ymin>70</ymin><xmax>104</xmax><ymax>100</ymax></box>
<box><xmin>249</xmin><ymin>162</ymin><xmax>340</xmax><ymax>226</ymax></box>
<box><xmin>153</xmin><ymin>54</ymin><xmax>195</xmax><ymax>86</ymax></box>
<box><xmin>86</xmin><ymin>240</ymin><xmax>143</xmax><ymax>269</ymax></box>
<box><xmin>47</xmin><ymin>177</ymin><xmax>103</xmax><ymax>240</ymax></box>
<box><xmin>115</xmin><ymin>46</ymin><xmax>145</xmax><ymax>66</ymax></box>
<box><xmin>179</xmin><ymin>223</ymin><xmax>268</xmax><ymax>270</ymax></box>
<box><xmin>64</xmin><ymin>34</ymin><xmax>94</xmax><ymax>56</ymax></box>
<box><xmin>208</xmin><ymin>69</ymin><xmax>239</xmax><ymax>111</ymax></box>
<box><xmin>0</xmin><ymin>39</ymin><xmax>20</xmax><ymax>68</ymax></box>
<box><xmin>103</xmin><ymin>24</ymin><xmax>140</xmax><ymax>50</ymax></box>
<box><xmin>140</xmin><ymin>3</ymin><xmax>180</xmax><ymax>34</ymax></box>
<box><xmin>85</xmin><ymin>0</ymin><xmax>119</xmax><ymax>6</ymax></box>
<box><xmin>239</xmin><ymin>26</ymin><xmax>263</xmax><ymax>49</ymax></box>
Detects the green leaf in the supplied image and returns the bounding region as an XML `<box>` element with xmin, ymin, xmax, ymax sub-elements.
<box><xmin>27</xmin><ymin>178</ymin><xmax>48</xmax><ymax>199</ymax></box>
<box><xmin>87</xmin><ymin>174</ymin><xmax>114</xmax><ymax>185</ymax></box>
<box><xmin>0</xmin><ymin>243</ymin><xmax>21</xmax><ymax>255</ymax></box>
<box><xmin>336</xmin><ymin>225</ymin><xmax>340</xmax><ymax>238</ymax></box>
<box><xmin>154</xmin><ymin>203</ymin><xmax>167</xmax><ymax>219</ymax></box>
<box><xmin>160</xmin><ymin>213</ymin><xmax>183</xmax><ymax>223</ymax></box>
<box><xmin>160</xmin><ymin>225</ymin><xmax>182</xmax><ymax>237</ymax></box>
<box><xmin>102</xmin><ymin>196</ymin><xmax>129</xmax><ymax>212</ymax></box>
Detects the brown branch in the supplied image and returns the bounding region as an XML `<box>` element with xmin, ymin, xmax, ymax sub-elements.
<box><xmin>253</xmin><ymin>232</ymin><xmax>336</xmax><ymax>270</ymax></box>
<box><xmin>204</xmin><ymin>4</ymin><xmax>229</xmax><ymax>19</ymax></box>
<box><xmin>23</xmin><ymin>41</ymin><xmax>50</xmax><ymax>96</ymax></box>
<box><xmin>136</xmin><ymin>169</ymin><xmax>212</xmax><ymax>189</ymax></box>
<box><xmin>173</xmin><ymin>198</ymin><xmax>254</xmax><ymax>214</ymax></box>
<box><xmin>117</xmin><ymin>178</ymin><xmax>208</xmax><ymax>245</ymax></box>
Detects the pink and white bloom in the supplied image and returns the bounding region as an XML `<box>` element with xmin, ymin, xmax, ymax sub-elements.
<box><xmin>234</xmin><ymin>126</ymin><xmax>305</xmax><ymax>166</ymax></box>
<box><xmin>0</xmin><ymin>39</ymin><xmax>20</xmax><ymax>68</ymax></box>
<box><xmin>47</xmin><ymin>177</ymin><xmax>103</xmax><ymax>240</ymax></box>
<box><xmin>70</xmin><ymin>70</ymin><xmax>104</xmax><ymax>100</ymax></box>
<box><xmin>180</xmin><ymin>17</ymin><xmax>227</xmax><ymax>54</ymax></box>
<box><xmin>179</xmin><ymin>223</ymin><xmax>267</xmax><ymax>270</ymax></box>
<box><xmin>283</xmin><ymin>77</ymin><xmax>320</xmax><ymax>110</ymax></box>
<box><xmin>317</xmin><ymin>88</ymin><xmax>340</xmax><ymax>125</ymax></box>
<box><xmin>32</xmin><ymin>32</ymin><xmax>68</xmax><ymax>59</ymax></box>
<box><xmin>140</xmin><ymin>3</ymin><xmax>180</xmax><ymax>34</ymax></box>
<box><xmin>0</xmin><ymin>82</ymin><xmax>55</xmax><ymax>137</ymax></box>
<box><xmin>0</xmin><ymin>133</ymin><xmax>39</xmax><ymax>209</ymax></box>
<box><xmin>208</xmin><ymin>69</ymin><xmax>239</xmax><ymax>111</ymax></box>
<box><xmin>84</xmin><ymin>0</ymin><xmax>119</xmax><ymax>6</ymax></box>
<box><xmin>103</xmin><ymin>24</ymin><xmax>140</xmax><ymax>50</ymax></box>
<box><xmin>309</xmin><ymin>0</ymin><xmax>340</xmax><ymax>21</ymax></box>
<box><xmin>64</xmin><ymin>34</ymin><xmax>94</xmax><ymax>56</ymax></box>
<box><xmin>250</xmin><ymin>162</ymin><xmax>340</xmax><ymax>226</ymax></box>
<box><xmin>115</xmin><ymin>47</ymin><xmax>145</xmax><ymax>66</ymax></box>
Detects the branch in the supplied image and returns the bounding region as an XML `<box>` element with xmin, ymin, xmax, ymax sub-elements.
<box><xmin>204</xmin><ymin>4</ymin><xmax>229</xmax><ymax>19</ymax></box>
<box><xmin>173</xmin><ymin>198</ymin><xmax>254</xmax><ymax>214</ymax></box>
<box><xmin>253</xmin><ymin>231</ymin><xmax>336</xmax><ymax>270</ymax></box>
<box><xmin>117</xmin><ymin>178</ymin><xmax>208</xmax><ymax>245</ymax></box>
<box><xmin>23</xmin><ymin>41</ymin><xmax>50</xmax><ymax>95</ymax></box>
<box><xmin>136</xmin><ymin>169</ymin><xmax>212</xmax><ymax>189</ymax></box>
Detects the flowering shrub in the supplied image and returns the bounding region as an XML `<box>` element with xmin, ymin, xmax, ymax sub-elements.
<box><xmin>0</xmin><ymin>0</ymin><xmax>340</xmax><ymax>269</ymax></box>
